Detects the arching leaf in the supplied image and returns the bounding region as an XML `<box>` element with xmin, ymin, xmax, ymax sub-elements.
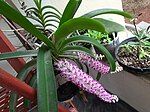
<box><xmin>54</xmin><ymin>17</ymin><xmax>107</xmax><ymax>42</ymax></box>
<box><xmin>41</xmin><ymin>5</ymin><xmax>62</xmax><ymax>15</ymax></box>
<box><xmin>25</xmin><ymin>7</ymin><xmax>38</xmax><ymax>14</ymax></box>
<box><xmin>82</xmin><ymin>8</ymin><xmax>133</xmax><ymax>18</ymax></box>
<box><xmin>44</xmin><ymin>19</ymin><xmax>60</xmax><ymax>24</ymax></box>
<box><xmin>58</xmin><ymin>35</ymin><xmax>116</xmax><ymax>71</ymax></box>
<box><xmin>44</xmin><ymin>14</ymin><xmax>61</xmax><ymax>21</ymax></box>
<box><xmin>61</xmin><ymin>45</ymin><xmax>94</xmax><ymax>57</ymax></box>
<box><xmin>45</xmin><ymin>23</ymin><xmax>58</xmax><ymax>29</ymax></box>
<box><xmin>42</xmin><ymin>11</ymin><xmax>61</xmax><ymax>20</ymax></box>
<box><xmin>94</xmin><ymin>18</ymin><xmax>125</xmax><ymax>33</ymax></box>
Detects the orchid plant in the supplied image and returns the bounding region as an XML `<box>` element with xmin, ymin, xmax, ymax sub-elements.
<box><xmin>120</xmin><ymin>19</ymin><xmax>150</xmax><ymax>60</ymax></box>
<box><xmin>0</xmin><ymin>0</ymin><xmax>132</xmax><ymax>111</ymax></box>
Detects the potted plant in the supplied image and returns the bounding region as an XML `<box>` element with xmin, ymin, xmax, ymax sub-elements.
<box><xmin>115</xmin><ymin>18</ymin><xmax>150</xmax><ymax>75</ymax></box>
<box><xmin>70</xmin><ymin>17</ymin><xmax>126</xmax><ymax>57</ymax></box>
<box><xmin>0</xmin><ymin>0</ymin><xmax>132</xmax><ymax>111</ymax></box>
<box><xmin>82</xmin><ymin>30</ymin><xmax>118</xmax><ymax>57</ymax></box>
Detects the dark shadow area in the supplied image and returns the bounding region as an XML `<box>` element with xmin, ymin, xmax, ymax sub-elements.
<box><xmin>72</xmin><ymin>92</ymin><xmax>139</xmax><ymax>112</ymax></box>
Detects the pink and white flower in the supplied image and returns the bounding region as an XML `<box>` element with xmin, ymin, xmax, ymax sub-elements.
<box><xmin>55</xmin><ymin>59</ymin><xmax>118</xmax><ymax>103</ymax></box>
<box><xmin>77</xmin><ymin>53</ymin><xmax>110</xmax><ymax>74</ymax></box>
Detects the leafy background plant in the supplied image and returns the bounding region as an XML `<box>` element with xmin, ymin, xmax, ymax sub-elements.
<box><xmin>120</xmin><ymin>19</ymin><xmax>150</xmax><ymax>60</ymax></box>
<box><xmin>84</xmin><ymin>30</ymin><xmax>113</xmax><ymax>44</ymax></box>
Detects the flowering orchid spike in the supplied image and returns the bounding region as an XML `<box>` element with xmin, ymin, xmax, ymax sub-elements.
<box><xmin>77</xmin><ymin>53</ymin><xmax>110</xmax><ymax>74</ymax></box>
<box><xmin>55</xmin><ymin>59</ymin><xmax>118</xmax><ymax>103</ymax></box>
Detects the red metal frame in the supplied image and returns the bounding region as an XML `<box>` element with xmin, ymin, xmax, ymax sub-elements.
<box><xmin>0</xmin><ymin>30</ymin><xmax>25</xmax><ymax>72</ymax></box>
<box><xmin>0</xmin><ymin>68</ymin><xmax>36</xmax><ymax>100</ymax></box>
<box><xmin>0</xmin><ymin>68</ymin><xmax>69</xmax><ymax>112</ymax></box>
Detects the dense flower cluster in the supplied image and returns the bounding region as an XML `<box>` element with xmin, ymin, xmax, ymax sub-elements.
<box><xmin>77</xmin><ymin>53</ymin><xmax>110</xmax><ymax>74</ymax></box>
<box><xmin>55</xmin><ymin>59</ymin><xmax>118</xmax><ymax>103</ymax></box>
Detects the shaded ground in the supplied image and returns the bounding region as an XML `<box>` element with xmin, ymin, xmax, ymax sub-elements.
<box><xmin>122</xmin><ymin>0</ymin><xmax>150</xmax><ymax>23</ymax></box>
<box><xmin>71</xmin><ymin>92</ymin><xmax>138</xmax><ymax>112</ymax></box>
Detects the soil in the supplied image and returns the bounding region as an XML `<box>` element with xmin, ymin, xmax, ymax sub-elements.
<box><xmin>122</xmin><ymin>0</ymin><xmax>150</xmax><ymax>23</ymax></box>
<box><xmin>117</xmin><ymin>46</ymin><xmax>150</xmax><ymax>68</ymax></box>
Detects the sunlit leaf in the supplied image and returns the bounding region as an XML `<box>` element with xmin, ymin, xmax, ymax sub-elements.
<box><xmin>55</xmin><ymin>17</ymin><xmax>106</xmax><ymax>42</ymax></box>
<box><xmin>82</xmin><ymin>8</ymin><xmax>133</xmax><ymax>18</ymax></box>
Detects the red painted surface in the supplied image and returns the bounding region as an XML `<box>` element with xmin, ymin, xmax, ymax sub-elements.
<box><xmin>0</xmin><ymin>68</ymin><xmax>37</xmax><ymax>101</ymax></box>
<box><xmin>0</xmin><ymin>30</ymin><xmax>25</xmax><ymax>72</ymax></box>
<box><xmin>0</xmin><ymin>28</ymin><xmax>35</xmax><ymax>83</ymax></box>
<box><xmin>0</xmin><ymin>68</ymin><xmax>69</xmax><ymax>112</ymax></box>
<box><xmin>58</xmin><ymin>104</ymin><xmax>70</xmax><ymax>112</ymax></box>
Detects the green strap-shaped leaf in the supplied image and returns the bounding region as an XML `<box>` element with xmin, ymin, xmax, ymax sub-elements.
<box><xmin>41</xmin><ymin>5</ymin><xmax>62</xmax><ymax>16</ymax></box>
<box><xmin>45</xmin><ymin>23</ymin><xmax>58</xmax><ymax>29</ymax></box>
<box><xmin>44</xmin><ymin>19</ymin><xmax>60</xmax><ymax>24</ymax></box>
<box><xmin>96</xmin><ymin>72</ymin><xmax>101</xmax><ymax>81</ymax></box>
<box><xmin>55</xmin><ymin>17</ymin><xmax>106</xmax><ymax>42</ymax></box>
<box><xmin>42</xmin><ymin>11</ymin><xmax>61</xmax><ymax>20</ymax></box>
<box><xmin>58</xmin><ymin>35</ymin><xmax>116</xmax><ymax>71</ymax></box>
<box><xmin>33</xmin><ymin>0</ymin><xmax>41</xmax><ymax>10</ymax></box>
<box><xmin>61</xmin><ymin>45</ymin><xmax>94</xmax><ymax>57</ymax></box>
<box><xmin>59</xmin><ymin>0</ymin><xmax>82</xmax><ymax>27</ymax></box>
<box><xmin>9</xmin><ymin>94</ymin><xmax>17</xmax><ymax>112</ymax></box>
<box><xmin>29</xmin><ymin>73</ymin><xmax>37</xmax><ymax>88</ymax></box>
<box><xmin>94</xmin><ymin>18</ymin><xmax>125</xmax><ymax>33</ymax></box>
<box><xmin>25</xmin><ymin>7</ymin><xmax>38</xmax><ymax>14</ymax></box>
<box><xmin>0</xmin><ymin>0</ymin><xmax>53</xmax><ymax>48</ymax></box>
<box><xmin>37</xmin><ymin>46</ymin><xmax>58</xmax><ymax>112</ymax></box>
<box><xmin>82</xmin><ymin>8</ymin><xmax>133</xmax><ymax>18</ymax></box>
<box><xmin>9</xmin><ymin>60</ymin><xmax>36</xmax><ymax>112</ymax></box>
<box><xmin>27</xmin><ymin>10</ymin><xmax>39</xmax><ymax>17</ymax></box>
<box><xmin>17</xmin><ymin>60</ymin><xmax>37</xmax><ymax>80</ymax></box>
<box><xmin>0</xmin><ymin>50</ymin><xmax>38</xmax><ymax>60</ymax></box>
<box><xmin>25</xmin><ymin>8</ymin><xmax>40</xmax><ymax>21</ymax></box>
<box><xmin>39</xmin><ymin>0</ymin><xmax>42</xmax><ymax>8</ymax></box>
<box><xmin>43</xmin><ymin>14</ymin><xmax>61</xmax><ymax>21</ymax></box>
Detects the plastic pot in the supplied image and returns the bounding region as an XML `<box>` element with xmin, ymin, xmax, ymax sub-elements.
<box><xmin>115</xmin><ymin>37</ymin><xmax>150</xmax><ymax>75</ymax></box>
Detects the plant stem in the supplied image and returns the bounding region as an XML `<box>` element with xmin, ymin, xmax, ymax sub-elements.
<box><xmin>96</xmin><ymin>72</ymin><xmax>101</xmax><ymax>81</ymax></box>
<box><xmin>133</xmin><ymin>19</ymin><xmax>139</xmax><ymax>36</ymax></box>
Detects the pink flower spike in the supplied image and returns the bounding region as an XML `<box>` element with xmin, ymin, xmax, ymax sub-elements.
<box><xmin>77</xmin><ymin>53</ymin><xmax>110</xmax><ymax>74</ymax></box>
<box><xmin>55</xmin><ymin>59</ymin><xmax>118</xmax><ymax>103</ymax></box>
